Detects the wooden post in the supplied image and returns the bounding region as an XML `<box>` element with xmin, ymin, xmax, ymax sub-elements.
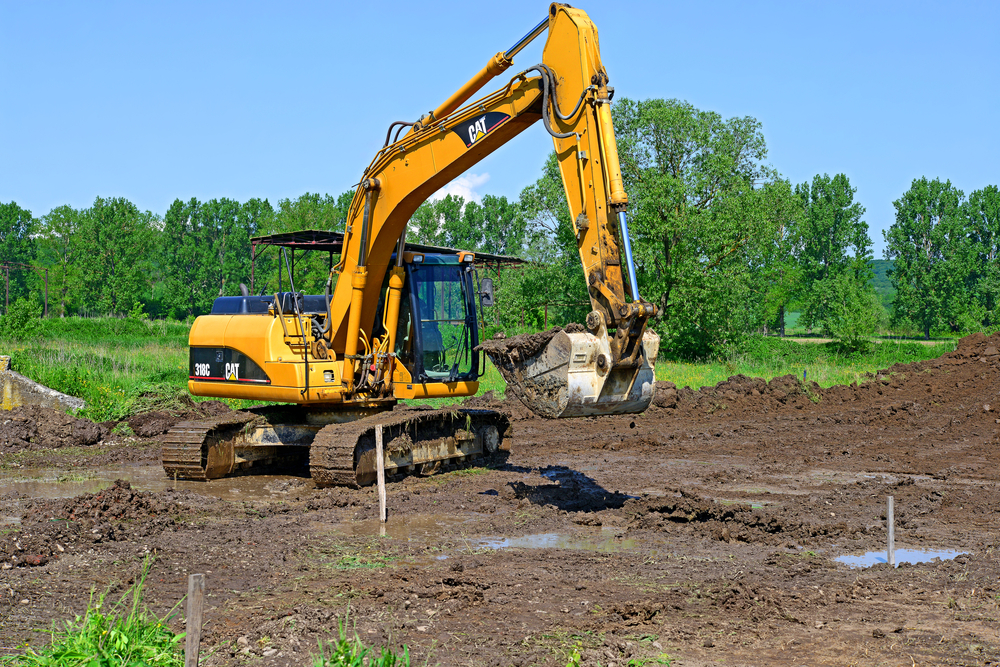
<box><xmin>887</xmin><ymin>496</ymin><xmax>895</xmax><ymax>567</ymax></box>
<box><xmin>185</xmin><ymin>573</ymin><xmax>205</xmax><ymax>667</ymax></box>
<box><xmin>376</xmin><ymin>425</ymin><xmax>387</xmax><ymax>523</ymax></box>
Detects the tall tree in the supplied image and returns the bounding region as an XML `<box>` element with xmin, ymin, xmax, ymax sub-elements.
<box><xmin>516</xmin><ymin>152</ymin><xmax>590</xmax><ymax>326</ymax></box>
<box><xmin>161</xmin><ymin>198</ymin><xmax>203</xmax><ymax>318</ymax></box>
<box><xmin>37</xmin><ymin>205</ymin><xmax>83</xmax><ymax>316</ymax></box>
<box><xmin>794</xmin><ymin>173</ymin><xmax>881</xmax><ymax>343</ymax></box>
<box><xmin>241</xmin><ymin>198</ymin><xmax>276</xmax><ymax>296</ymax></box>
<box><xmin>964</xmin><ymin>185</ymin><xmax>1000</xmax><ymax>326</ymax></box>
<box><xmin>465</xmin><ymin>194</ymin><xmax>527</xmax><ymax>257</ymax></box>
<box><xmin>884</xmin><ymin>178</ymin><xmax>973</xmax><ymax>339</ymax></box>
<box><xmin>613</xmin><ymin>98</ymin><xmax>796</xmax><ymax>357</ymax></box>
<box><xmin>200</xmin><ymin>198</ymin><xmax>246</xmax><ymax>300</ymax></box>
<box><xmin>77</xmin><ymin>197</ymin><xmax>156</xmax><ymax>316</ymax></box>
<box><xmin>0</xmin><ymin>201</ymin><xmax>38</xmax><ymax>310</ymax></box>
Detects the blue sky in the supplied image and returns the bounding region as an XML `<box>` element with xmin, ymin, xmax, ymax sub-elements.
<box><xmin>2</xmin><ymin>0</ymin><xmax>997</xmax><ymax>256</ymax></box>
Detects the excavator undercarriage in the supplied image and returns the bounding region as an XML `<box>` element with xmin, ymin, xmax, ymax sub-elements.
<box><xmin>163</xmin><ymin>405</ymin><xmax>509</xmax><ymax>487</ymax></box>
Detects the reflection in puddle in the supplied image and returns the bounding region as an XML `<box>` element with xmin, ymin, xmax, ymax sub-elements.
<box><xmin>478</xmin><ymin>529</ymin><xmax>635</xmax><ymax>553</ymax></box>
<box><xmin>836</xmin><ymin>548</ymin><xmax>967</xmax><ymax>568</ymax></box>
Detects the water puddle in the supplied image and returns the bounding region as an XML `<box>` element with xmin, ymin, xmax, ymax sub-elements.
<box><xmin>331</xmin><ymin>513</ymin><xmax>473</xmax><ymax>543</ymax></box>
<box><xmin>478</xmin><ymin>528</ymin><xmax>635</xmax><ymax>553</ymax></box>
<box><xmin>0</xmin><ymin>467</ymin><xmax>311</xmax><ymax>503</ymax></box>
<box><xmin>835</xmin><ymin>548</ymin><xmax>967</xmax><ymax>568</ymax></box>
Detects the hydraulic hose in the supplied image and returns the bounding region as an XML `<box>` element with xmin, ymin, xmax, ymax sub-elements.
<box><xmin>320</xmin><ymin>271</ymin><xmax>334</xmax><ymax>337</ymax></box>
<box><xmin>522</xmin><ymin>66</ymin><xmax>576</xmax><ymax>140</ymax></box>
<box><xmin>383</xmin><ymin>121</ymin><xmax>415</xmax><ymax>148</ymax></box>
<box><xmin>534</xmin><ymin>63</ymin><xmax>594</xmax><ymax>121</ymax></box>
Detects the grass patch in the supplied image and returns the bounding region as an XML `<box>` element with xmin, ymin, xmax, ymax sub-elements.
<box><xmin>312</xmin><ymin>612</ymin><xmax>409</xmax><ymax>667</ymax></box>
<box><xmin>316</xmin><ymin>539</ymin><xmax>396</xmax><ymax>571</ymax></box>
<box><xmin>1</xmin><ymin>558</ymin><xmax>183</xmax><ymax>666</ymax></box>
<box><xmin>657</xmin><ymin>336</ymin><xmax>955</xmax><ymax>390</ymax></box>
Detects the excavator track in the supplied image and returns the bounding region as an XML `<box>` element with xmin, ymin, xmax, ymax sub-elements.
<box><xmin>161</xmin><ymin>406</ymin><xmax>508</xmax><ymax>485</ymax></box>
<box><xmin>309</xmin><ymin>407</ymin><xmax>510</xmax><ymax>488</ymax></box>
<box><xmin>161</xmin><ymin>412</ymin><xmax>259</xmax><ymax>481</ymax></box>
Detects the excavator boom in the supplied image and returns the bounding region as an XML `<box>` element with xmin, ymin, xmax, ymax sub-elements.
<box><xmin>333</xmin><ymin>3</ymin><xmax>659</xmax><ymax>416</ymax></box>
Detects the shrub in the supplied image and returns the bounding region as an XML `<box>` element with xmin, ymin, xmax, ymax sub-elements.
<box><xmin>0</xmin><ymin>298</ymin><xmax>43</xmax><ymax>341</ymax></box>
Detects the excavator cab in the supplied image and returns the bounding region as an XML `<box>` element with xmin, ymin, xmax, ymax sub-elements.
<box><xmin>379</xmin><ymin>252</ymin><xmax>480</xmax><ymax>384</ymax></box>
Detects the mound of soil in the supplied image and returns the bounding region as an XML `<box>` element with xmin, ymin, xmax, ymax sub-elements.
<box><xmin>125</xmin><ymin>396</ymin><xmax>231</xmax><ymax>437</ymax></box>
<box><xmin>4</xmin><ymin>480</ymin><xmax>217</xmax><ymax>568</ymax></box>
<box><xmin>24</xmin><ymin>479</ymin><xmax>177</xmax><ymax>524</ymax></box>
<box><xmin>0</xmin><ymin>405</ymin><xmax>108</xmax><ymax>453</ymax></box>
<box><xmin>624</xmin><ymin>490</ymin><xmax>867</xmax><ymax>546</ymax></box>
<box><xmin>651</xmin><ymin>332</ymin><xmax>1000</xmax><ymax>421</ymax></box>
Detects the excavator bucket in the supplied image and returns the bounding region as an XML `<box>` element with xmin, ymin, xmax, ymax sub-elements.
<box><xmin>480</xmin><ymin>326</ymin><xmax>659</xmax><ymax>418</ymax></box>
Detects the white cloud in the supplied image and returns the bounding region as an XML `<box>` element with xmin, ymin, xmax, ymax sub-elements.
<box><xmin>431</xmin><ymin>172</ymin><xmax>490</xmax><ymax>204</ymax></box>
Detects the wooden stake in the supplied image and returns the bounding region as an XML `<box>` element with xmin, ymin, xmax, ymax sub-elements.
<box><xmin>185</xmin><ymin>573</ymin><xmax>205</xmax><ymax>667</ymax></box>
<box><xmin>887</xmin><ymin>496</ymin><xmax>895</xmax><ymax>568</ymax></box>
<box><xmin>376</xmin><ymin>424</ymin><xmax>387</xmax><ymax>523</ymax></box>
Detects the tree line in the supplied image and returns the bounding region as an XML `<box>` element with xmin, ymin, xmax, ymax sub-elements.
<box><xmin>1</xmin><ymin>97</ymin><xmax>997</xmax><ymax>355</ymax></box>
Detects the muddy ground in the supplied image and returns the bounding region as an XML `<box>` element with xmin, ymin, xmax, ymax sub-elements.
<box><xmin>3</xmin><ymin>334</ymin><xmax>1000</xmax><ymax>666</ymax></box>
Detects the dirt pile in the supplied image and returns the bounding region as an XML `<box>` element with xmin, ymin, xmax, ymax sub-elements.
<box><xmin>0</xmin><ymin>405</ymin><xmax>108</xmax><ymax>453</ymax></box>
<box><xmin>125</xmin><ymin>396</ymin><xmax>232</xmax><ymax>437</ymax></box>
<box><xmin>624</xmin><ymin>490</ymin><xmax>868</xmax><ymax>546</ymax></box>
<box><xmin>651</xmin><ymin>332</ymin><xmax>1000</xmax><ymax>421</ymax></box>
<box><xmin>476</xmin><ymin>324</ymin><xmax>586</xmax><ymax>360</ymax></box>
<box><xmin>3</xmin><ymin>480</ymin><xmax>211</xmax><ymax>568</ymax></box>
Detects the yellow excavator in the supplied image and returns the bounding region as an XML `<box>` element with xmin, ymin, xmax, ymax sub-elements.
<box><xmin>162</xmin><ymin>3</ymin><xmax>659</xmax><ymax>486</ymax></box>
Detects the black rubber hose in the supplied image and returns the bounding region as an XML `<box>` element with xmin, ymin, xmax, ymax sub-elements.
<box><xmin>383</xmin><ymin>121</ymin><xmax>415</xmax><ymax>147</ymax></box>
<box><xmin>523</xmin><ymin>66</ymin><xmax>576</xmax><ymax>139</ymax></box>
<box><xmin>536</xmin><ymin>63</ymin><xmax>593</xmax><ymax>121</ymax></box>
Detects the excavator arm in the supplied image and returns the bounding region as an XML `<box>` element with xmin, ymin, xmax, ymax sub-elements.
<box><xmin>330</xmin><ymin>3</ymin><xmax>659</xmax><ymax>416</ymax></box>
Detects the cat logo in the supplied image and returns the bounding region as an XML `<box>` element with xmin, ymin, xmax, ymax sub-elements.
<box><xmin>225</xmin><ymin>362</ymin><xmax>240</xmax><ymax>381</ymax></box>
<box><xmin>452</xmin><ymin>111</ymin><xmax>510</xmax><ymax>148</ymax></box>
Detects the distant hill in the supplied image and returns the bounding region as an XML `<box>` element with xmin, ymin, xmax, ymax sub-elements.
<box><xmin>871</xmin><ymin>259</ymin><xmax>895</xmax><ymax>308</ymax></box>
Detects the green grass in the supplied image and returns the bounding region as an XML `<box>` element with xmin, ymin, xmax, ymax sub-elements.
<box><xmin>3</xmin><ymin>317</ymin><xmax>261</xmax><ymax>421</ymax></box>
<box><xmin>1</xmin><ymin>317</ymin><xmax>961</xmax><ymax>420</ymax></box>
<box><xmin>312</xmin><ymin>611</ymin><xmax>408</xmax><ymax>667</ymax></box>
<box><xmin>316</xmin><ymin>539</ymin><xmax>397</xmax><ymax>571</ymax></box>
<box><xmin>656</xmin><ymin>336</ymin><xmax>955</xmax><ymax>390</ymax></box>
<box><xmin>1</xmin><ymin>559</ymin><xmax>183</xmax><ymax>667</ymax></box>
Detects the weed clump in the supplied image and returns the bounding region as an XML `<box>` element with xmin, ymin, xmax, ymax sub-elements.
<box><xmin>1</xmin><ymin>559</ymin><xmax>183</xmax><ymax>666</ymax></box>
<box><xmin>312</xmin><ymin>612</ymin><xmax>409</xmax><ymax>666</ymax></box>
